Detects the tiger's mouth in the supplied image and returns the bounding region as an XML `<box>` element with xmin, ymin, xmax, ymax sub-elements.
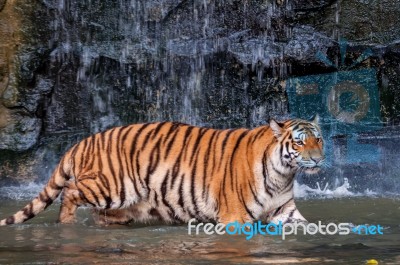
<box><xmin>298</xmin><ymin>157</ymin><xmax>324</xmax><ymax>169</ymax></box>
<box><xmin>304</xmin><ymin>166</ymin><xmax>321</xmax><ymax>174</ymax></box>
<box><xmin>298</xmin><ymin>161</ymin><xmax>323</xmax><ymax>174</ymax></box>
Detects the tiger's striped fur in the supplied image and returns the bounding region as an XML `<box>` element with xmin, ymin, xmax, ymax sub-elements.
<box><xmin>0</xmin><ymin>117</ymin><xmax>324</xmax><ymax>226</ymax></box>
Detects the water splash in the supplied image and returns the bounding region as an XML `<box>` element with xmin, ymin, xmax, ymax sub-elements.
<box><xmin>0</xmin><ymin>182</ymin><xmax>47</xmax><ymax>201</ymax></box>
<box><xmin>294</xmin><ymin>178</ymin><xmax>379</xmax><ymax>199</ymax></box>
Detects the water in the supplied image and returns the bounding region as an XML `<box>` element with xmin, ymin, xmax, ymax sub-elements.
<box><xmin>0</xmin><ymin>185</ymin><xmax>399</xmax><ymax>264</ymax></box>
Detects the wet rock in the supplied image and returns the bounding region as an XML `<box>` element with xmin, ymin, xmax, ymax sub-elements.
<box><xmin>0</xmin><ymin>114</ymin><xmax>41</xmax><ymax>151</ymax></box>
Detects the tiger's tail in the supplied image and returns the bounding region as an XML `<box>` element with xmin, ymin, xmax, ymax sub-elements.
<box><xmin>0</xmin><ymin>158</ymin><xmax>70</xmax><ymax>226</ymax></box>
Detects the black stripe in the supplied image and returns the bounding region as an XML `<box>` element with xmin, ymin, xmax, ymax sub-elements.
<box><xmin>49</xmin><ymin>180</ymin><xmax>64</xmax><ymax>190</ymax></box>
<box><xmin>106</xmin><ymin>131</ymin><xmax>119</xmax><ymax>202</ymax></box>
<box><xmin>100</xmin><ymin>130</ymin><xmax>106</xmax><ymax>149</ymax></box>
<box><xmin>218</xmin><ymin>129</ymin><xmax>235</xmax><ymax>171</ymax></box>
<box><xmin>85</xmin><ymin>136</ymin><xmax>97</xmax><ymax>170</ymax></box>
<box><xmin>262</xmin><ymin>151</ymin><xmax>274</xmax><ymax>197</ymax></box>
<box><xmin>121</xmin><ymin>139</ymin><xmax>140</xmax><ymax>200</ymax></box>
<box><xmin>141</xmin><ymin>131</ymin><xmax>153</xmax><ymax>150</ymax></box>
<box><xmin>146</xmin><ymin>139</ymin><xmax>161</xmax><ymax>187</ymax></box>
<box><xmin>81</xmin><ymin>138</ymin><xmax>92</xmax><ymax>170</ymax></box>
<box><xmin>69</xmin><ymin>144</ymin><xmax>79</xmax><ymax>163</ymax></box>
<box><xmin>229</xmin><ymin>130</ymin><xmax>248</xmax><ymax>191</ymax></box>
<box><xmin>222</xmin><ymin>181</ymin><xmax>229</xmax><ymax>210</ymax></box>
<box><xmin>248</xmin><ymin>180</ymin><xmax>263</xmax><ymax>207</ymax></box>
<box><xmin>164</xmin><ymin>123</ymin><xmax>183</xmax><ymax>159</ymax></box>
<box><xmin>273</xmin><ymin>206</ymin><xmax>283</xmax><ymax>215</ymax></box>
<box><xmin>151</xmin><ymin>122</ymin><xmax>168</xmax><ymax>140</ymax></box>
<box><xmin>189</xmin><ymin>128</ymin><xmax>208</xmax><ymax>166</ymax></box>
<box><xmin>217</xmin><ymin>182</ymin><xmax>224</xmax><ymax>215</ymax></box>
<box><xmin>153</xmin><ymin>191</ymin><xmax>159</xmax><ymax>207</ymax></box>
<box><xmin>285</xmin><ymin>141</ymin><xmax>290</xmax><ymax>153</ymax></box>
<box><xmin>135</xmin><ymin>150</ymin><xmax>146</xmax><ymax>196</ymax></box>
<box><xmin>160</xmin><ymin>170</ymin><xmax>179</xmax><ymax>220</ymax></box>
<box><xmin>179</xmin><ymin>171</ymin><xmax>195</xmax><ymax>218</ymax></box>
<box><xmin>39</xmin><ymin>190</ymin><xmax>54</xmax><ymax>209</ymax></box>
<box><xmin>97</xmin><ymin>173</ymin><xmax>110</xmax><ymax>190</ymax></box>
<box><xmin>93</xmin><ymin>180</ymin><xmax>111</xmax><ymax>208</ymax></box>
<box><xmin>182</xmin><ymin>134</ymin><xmax>194</xmax><ymax>161</ymax></box>
<box><xmin>121</xmin><ymin>126</ymin><xmax>134</xmax><ymax>143</ymax></box>
<box><xmin>162</xmin><ymin>122</ymin><xmax>180</xmax><ymax>144</ymax></box>
<box><xmin>106</xmin><ymin>129</ymin><xmax>117</xmax><ymax>153</ymax></box>
<box><xmin>289</xmin><ymin>208</ymin><xmax>296</xmax><ymax>218</ymax></box>
<box><xmin>5</xmin><ymin>216</ymin><xmax>15</xmax><ymax>225</ymax></box>
<box><xmin>251</xmin><ymin>127</ymin><xmax>268</xmax><ymax>143</ymax></box>
<box><xmin>282</xmin><ymin>181</ymin><xmax>294</xmax><ymax>193</ymax></box>
<box><xmin>271</xmin><ymin>162</ymin><xmax>285</xmax><ymax>176</ymax></box>
<box><xmin>96</xmin><ymin>172</ymin><xmax>111</xmax><ymax>192</ymax></box>
<box><xmin>115</xmin><ymin>127</ymin><xmax>127</xmax><ymax>207</ymax></box>
<box><xmin>77</xmin><ymin>139</ymin><xmax>89</xmax><ymax>171</ymax></box>
<box><xmin>292</xmin><ymin>122</ymin><xmax>307</xmax><ymax>131</ymax></box>
<box><xmin>23</xmin><ymin>203</ymin><xmax>35</xmax><ymax>219</ymax></box>
<box><xmin>130</xmin><ymin>160</ymin><xmax>141</xmax><ymax>200</ymax></box>
<box><xmin>238</xmin><ymin>189</ymin><xmax>256</xmax><ymax>220</ymax></box>
<box><xmin>119</xmin><ymin>169</ymin><xmax>126</xmax><ymax>208</ymax></box>
<box><xmin>220</xmin><ymin>130</ymin><xmax>242</xmax><ymax>202</ymax></box>
<box><xmin>190</xmin><ymin>152</ymin><xmax>200</xmax><ymax>216</ymax></box>
<box><xmin>79</xmin><ymin>182</ymin><xmax>101</xmax><ymax>207</ymax></box>
<box><xmin>130</xmin><ymin>123</ymin><xmax>152</xmax><ymax>161</ymax></box>
<box><xmin>171</xmin><ymin>158</ymin><xmax>181</xmax><ymax>190</ymax></box>
<box><xmin>120</xmin><ymin>126</ymin><xmax>140</xmax><ymax>201</ymax></box>
<box><xmin>211</xmin><ymin>131</ymin><xmax>221</xmax><ymax>174</ymax></box>
<box><xmin>202</xmin><ymin>130</ymin><xmax>217</xmax><ymax>200</ymax></box>
<box><xmin>96</xmin><ymin>134</ymin><xmax>103</xmax><ymax>172</ymax></box>
<box><xmin>178</xmin><ymin>174</ymin><xmax>186</xmax><ymax>213</ymax></box>
<box><xmin>171</xmin><ymin>126</ymin><xmax>194</xmax><ymax>189</ymax></box>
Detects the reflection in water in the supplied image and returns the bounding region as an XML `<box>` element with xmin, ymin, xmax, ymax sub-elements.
<box><xmin>0</xmin><ymin>198</ymin><xmax>400</xmax><ymax>264</ymax></box>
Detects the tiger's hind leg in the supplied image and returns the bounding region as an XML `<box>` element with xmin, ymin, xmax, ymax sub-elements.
<box><xmin>59</xmin><ymin>181</ymin><xmax>85</xmax><ymax>224</ymax></box>
<box><xmin>93</xmin><ymin>202</ymin><xmax>160</xmax><ymax>226</ymax></box>
<box><xmin>59</xmin><ymin>171</ymin><xmax>109</xmax><ymax>224</ymax></box>
<box><xmin>61</xmin><ymin>171</ymin><xmax>118</xmax><ymax>224</ymax></box>
<box><xmin>93</xmin><ymin>208</ymin><xmax>135</xmax><ymax>226</ymax></box>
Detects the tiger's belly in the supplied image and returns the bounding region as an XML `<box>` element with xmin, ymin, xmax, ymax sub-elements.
<box><xmin>94</xmin><ymin>180</ymin><xmax>218</xmax><ymax>225</ymax></box>
<box><xmin>94</xmin><ymin>200</ymin><xmax>216</xmax><ymax>225</ymax></box>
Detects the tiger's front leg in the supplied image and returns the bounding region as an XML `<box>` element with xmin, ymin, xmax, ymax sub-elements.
<box><xmin>265</xmin><ymin>198</ymin><xmax>307</xmax><ymax>225</ymax></box>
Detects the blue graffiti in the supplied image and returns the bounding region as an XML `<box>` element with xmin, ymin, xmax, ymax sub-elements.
<box><xmin>286</xmin><ymin>39</ymin><xmax>381</xmax><ymax>164</ymax></box>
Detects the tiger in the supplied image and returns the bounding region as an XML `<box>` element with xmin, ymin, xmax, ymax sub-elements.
<box><xmin>0</xmin><ymin>116</ymin><xmax>324</xmax><ymax>226</ymax></box>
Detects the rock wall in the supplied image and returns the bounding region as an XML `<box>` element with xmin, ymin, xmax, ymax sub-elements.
<box><xmin>0</xmin><ymin>0</ymin><xmax>400</xmax><ymax>191</ymax></box>
<box><xmin>0</xmin><ymin>0</ymin><xmax>52</xmax><ymax>153</ymax></box>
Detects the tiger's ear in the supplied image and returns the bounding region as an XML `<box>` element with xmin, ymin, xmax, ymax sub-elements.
<box><xmin>311</xmin><ymin>114</ymin><xmax>320</xmax><ymax>125</ymax></box>
<box><xmin>269</xmin><ymin>119</ymin><xmax>283</xmax><ymax>138</ymax></box>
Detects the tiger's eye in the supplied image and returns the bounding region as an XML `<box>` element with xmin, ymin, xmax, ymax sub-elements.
<box><xmin>295</xmin><ymin>141</ymin><xmax>303</xmax><ymax>146</ymax></box>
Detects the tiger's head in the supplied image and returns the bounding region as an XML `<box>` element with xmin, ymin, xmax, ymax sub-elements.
<box><xmin>270</xmin><ymin>116</ymin><xmax>325</xmax><ymax>174</ymax></box>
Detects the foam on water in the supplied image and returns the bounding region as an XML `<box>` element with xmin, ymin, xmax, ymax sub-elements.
<box><xmin>294</xmin><ymin>178</ymin><xmax>379</xmax><ymax>199</ymax></box>
<box><xmin>0</xmin><ymin>182</ymin><xmax>46</xmax><ymax>201</ymax></box>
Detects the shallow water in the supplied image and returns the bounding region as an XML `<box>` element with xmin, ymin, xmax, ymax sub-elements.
<box><xmin>0</xmin><ymin>197</ymin><xmax>399</xmax><ymax>264</ymax></box>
